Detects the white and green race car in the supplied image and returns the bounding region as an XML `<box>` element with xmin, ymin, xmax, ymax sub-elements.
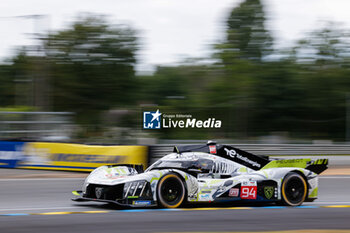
<box><xmin>72</xmin><ymin>142</ymin><xmax>328</xmax><ymax>208</ymax></box>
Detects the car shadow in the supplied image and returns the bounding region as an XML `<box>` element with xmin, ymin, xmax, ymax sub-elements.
<box><xmin>73</xmin><ymin>201</ymin><xmax>282</xmax><ymax>210</ymax></box>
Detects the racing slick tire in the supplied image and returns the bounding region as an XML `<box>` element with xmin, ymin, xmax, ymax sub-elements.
<box><xmin>157</xmin><ymin>173</ymin><xmax>186</xmax><ymax>208</ymax></box>
<box><xmin>280</xmin><ymin>172</ymin><xmax>307</xmax><ymax>206</ymax></box>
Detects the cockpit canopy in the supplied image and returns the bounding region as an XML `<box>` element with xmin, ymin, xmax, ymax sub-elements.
<box><xmin>148</xmin><ymin>158</ymin><xmax>214</xmax><ymax>173</ymax></box>
<box><xmin>146</xmin><ymin>153</ymin><xmax>215</xmax><ymax>173</ymax></box>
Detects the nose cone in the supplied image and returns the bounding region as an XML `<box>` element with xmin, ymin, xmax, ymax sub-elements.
<box><xmin>87</xmin><ymin>166</ymin><xmax>139</xmax><ymax>185</ymax></box>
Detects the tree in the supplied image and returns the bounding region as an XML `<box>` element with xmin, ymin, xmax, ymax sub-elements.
<box><xmin>223</xmin><ymin>0</ymin><xmax>272</xmax><ymax>62</ymax></box>
<box><xmin>293</xmin><ymin>22</ymin><xmax>350</xmax><ymax>66</ymax></box>
<box><xmin>0</xmin><ymin>64</ymin><xmax>15</xmax><ymax>106</ymax></box>
<box><xmin>43</xmin><ymin>15</ymin><xmax>138</xmax><ymax>124</ymax></box>
<box><xmin>0</xmin><ymin>51</ymin><xmax>33</xmax><ymax>107</ymax></box>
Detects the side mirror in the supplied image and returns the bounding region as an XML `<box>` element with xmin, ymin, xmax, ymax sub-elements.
<box><xmin>134</xmin><ymin>164</ymin><xmax>144</xmax><ymax>173</ymax></box>
<box><xmin>187</xmin><ymin>168</ymin><xmax>202</xmax><ymax>173</ymax></box>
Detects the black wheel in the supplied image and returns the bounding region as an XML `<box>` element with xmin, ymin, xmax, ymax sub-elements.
<box><xmin>281</xmin><ymin>172</ymin><xmax>307</xmax><ymax>206</ymax></box>
<box><xmin>157</xmin><ymin>173</ymin><xmax>185</xmax><ymax>208</ymax></box>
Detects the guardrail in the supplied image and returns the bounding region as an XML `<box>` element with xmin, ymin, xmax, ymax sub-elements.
<box><xmin>1</xmin><ymin>141</ymin><xmax>350</xmax><ymax>171</ymax></box>
<box><xmin>149</xmin><ymin>144</ymin><xmax>350</xmax><ymax>165</ymax></box>
<box><xmin>0</xmin><ymin>141</ymin><xmax>148</xmax><ymax>171</ymax></box>
<box><xmin>0</xmin><ymin>111</ymin><xmax>73</xmax><ymax>139</ymax></box>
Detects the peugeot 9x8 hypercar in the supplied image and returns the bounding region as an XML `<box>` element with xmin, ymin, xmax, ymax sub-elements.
<box><xmin>72</xmin><ymin>142</ymin><xmax>328</xmax><ymax>208</ymax></box>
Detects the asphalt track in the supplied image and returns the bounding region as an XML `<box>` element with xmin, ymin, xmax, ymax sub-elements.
<box><xmin>0</xmin><ymin>175</ymin><xmax>349</xmax><ymax>232</ymax></box>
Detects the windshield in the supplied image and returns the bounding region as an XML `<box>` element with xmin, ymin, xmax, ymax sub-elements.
<box><xmin>146</xmin><ymin>158</ymin><xmax>214</xmax><ymax>172</ymax></box>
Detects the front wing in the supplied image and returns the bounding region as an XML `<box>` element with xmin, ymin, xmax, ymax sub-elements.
<box><xmin>72</xmin><ymin>190</ymin><xmax>158</xmax><ymax>207</ymax></box>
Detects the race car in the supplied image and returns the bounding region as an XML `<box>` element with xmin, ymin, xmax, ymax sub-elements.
<box><xmin>72</xmin><ymin>142</ymin><xmax>328</xmax><ymax>208</ymax></box>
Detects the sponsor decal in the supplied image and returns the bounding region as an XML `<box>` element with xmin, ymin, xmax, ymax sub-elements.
<box><xmin>50</xmin><ymin>153</ymin><xmax>121</xmax><ymax>163</ymax></box>
<box><xmin>242</xmin><ymin>181</ymin><xmax>257</xmax><ymax>186</ymax></box>
<box><xmin>229</xmin><ymin>188</ymin><xmax>239</xmax><ymax>197</ymax></box>
<box><xmin>241</xmin><ymin>181</ymin><xmax>257</xmax><ymax>199</ymax></box>
<box><xmin>262</xmin><ymin>159</ymin><xmax>310</xmax><ymax>169</ymax></box>
<box><xmin>224</xmin><ymin>148</ymin><xmax>261</xmax><ymax>168</ymax></box>
<box><xmin>143</xmin><ymin>109</ymin><xmax>222</xmax><ymax>129</ymax></box>
<box><xmin>95</xmin><ymin>187</ymin><xmax>103</xmax><ymax>199</ymax></box>
<box><xmin>199</xmin><ymin>194</ymin><xmax>211</xmax><ymax>201</ymax></box>
<box><xmin>209</xmin><ymin>145</ymin><xmax>217</xmax><ymax>154</ymax></box>
<box><xmin>0</xmin><ymin>141</ymin><xmax>25</xmax><ymax>168</ymax></box>
<box><xmin>264</xmin><ymin>186</ymin><xmax>274</xmax><ymax>199</ymax></box>
<box><xmin>143</xmin><ymin>110</ymin><xmax>162</xmax><ymax>129</ymax></box>
<box><xmin>105</xmin><ymin>174</ymin><xmax>127</xmax><ymax>179</ymax></box>
<box><xmin>200</xmin><ymin>190</ymin><xmax>212</xmax><ymax>194</ymax></box>
<box><xmin>224</xmin><ymin>148</ymin><xmax>237</xmax><ymax>158</ymax></box>
<box><xmin>0</xmin><ymin>150</ymin><xmax>22</xmax><ymax>160</ymax></box>
<box><xmin>133</xmin><ymin>200</ymin><xmax>152</xmax><ymax>206</ymax></box>
<box><xmin>18</xmin><ymin>142</ymin><xmax>148</xmax><ymax>171</ymax></box>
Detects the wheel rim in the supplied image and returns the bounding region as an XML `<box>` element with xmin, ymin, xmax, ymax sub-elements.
<box><xmin>160</xmin><ymin>177</ymin><xmax>183</xmax><ymax>205</ymax></box>
<box><xmin>283</xmin><ymin>175</ymin><xmax>306</xmax><ymax>205</ymax></box>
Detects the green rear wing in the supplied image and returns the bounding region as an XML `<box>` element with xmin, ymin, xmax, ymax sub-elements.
<box><xmin>261</xmin><ymin>158</ymin><xmax>328</xmax><ymax>174</ymax></box>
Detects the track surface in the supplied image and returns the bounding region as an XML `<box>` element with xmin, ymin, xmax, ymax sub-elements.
<box><xmin>0</xmin><ymin>176</ymin><xmax>349</xmax><ymax>232</ymax></box>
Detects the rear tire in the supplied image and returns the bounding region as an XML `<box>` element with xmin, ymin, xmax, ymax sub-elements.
<box><xmin>157</xmin><ymin>173</ymin><xmax>185</xmax><ymax>208</ymax></box>
<box><xmin>280</xmin><ymin>172</ymin><xmax>307</xmax><ymax>206</ymax></box>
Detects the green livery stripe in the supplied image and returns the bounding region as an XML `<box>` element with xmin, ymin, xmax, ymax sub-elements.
<box><xmin>262</xmin><ymin>159</ymin><xmax>311</xmax><ymax>170</ymax></box>
<box><xmin>72</xmin><ymin>191</ymin><xmax>80</xmax><ymax>196</ymax></box>
<box><xmin>309</xmin><ymin>187</ymin><xmax>318</xmax><ymax>198</ymax></box>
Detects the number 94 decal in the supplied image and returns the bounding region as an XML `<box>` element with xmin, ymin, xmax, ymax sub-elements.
<box><xmin>240</xmin><ymin>182</ymin><xmax>257</xmax><ymax>199</ymax></box>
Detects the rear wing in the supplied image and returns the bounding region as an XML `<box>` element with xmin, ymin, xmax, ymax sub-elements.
<box><xmin>261</xmin><ymin>158</ymin><xmax>328</xmax><ymax>174</ymax></box>
<box><xmin>305</xmin><ymin>159</ymin><xmax>328</xmax><ymax>174</ymax></box>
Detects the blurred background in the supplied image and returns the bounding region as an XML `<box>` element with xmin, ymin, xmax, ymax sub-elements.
<box><xmin>1</xmin><ymin>0</ymin><xmax>350</xmax><ymax>144</ymax></box>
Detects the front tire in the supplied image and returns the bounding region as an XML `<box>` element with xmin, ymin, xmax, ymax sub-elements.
<box><xmin>280</xmin><ymin>172</ymin><xmax>307</xmax><ymax>206</ymax></box>
<box><xmin>157</xmin><ymin>173</ymin><xmax>185</xmax><ymax>208</ymax></box>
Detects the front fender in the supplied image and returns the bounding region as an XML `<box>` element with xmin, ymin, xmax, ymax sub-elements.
<box><xmin>146</xmin><ymin>169</ymin><xmax>197</xmax><ymax>201</ymax></box>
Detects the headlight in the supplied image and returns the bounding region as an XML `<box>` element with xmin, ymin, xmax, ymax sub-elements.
<box><xmin>123</xmin><ymin>180</ymin><xmax>151</xmax><ymax>199</ymax></box>
<box><xmin>83</xmin><ymin>166</ymin><xmax>108</xmax><ymax>193</ymax></box>
<box><xmin>82</xmin><ymin>181</ymin><xmax>89</xmax><ymax>194</ymax></box>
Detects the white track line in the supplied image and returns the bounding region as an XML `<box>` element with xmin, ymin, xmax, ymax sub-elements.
<box><xmin>0</xmin><ymin>206</ymin><xmax>85</xmax><ymax>212</ymax></box>
<box><xmin>1</xmin><ymin>202</ymin><xmax>350</xmax><ymax>212</ymax></box>
<box><xmin>311</xmin><ymin>201</ymin><xmax>350</xmax><ymax>204</ymax></box>
<box><xmin>320</xmin><ymin>176</ymin><xmax>350</xmax><ymax>179</ymax></box>
<box><xmin>0</xmin><ymin>178</ymin><xmax>84</xmax><ymax>181</ymax></box>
